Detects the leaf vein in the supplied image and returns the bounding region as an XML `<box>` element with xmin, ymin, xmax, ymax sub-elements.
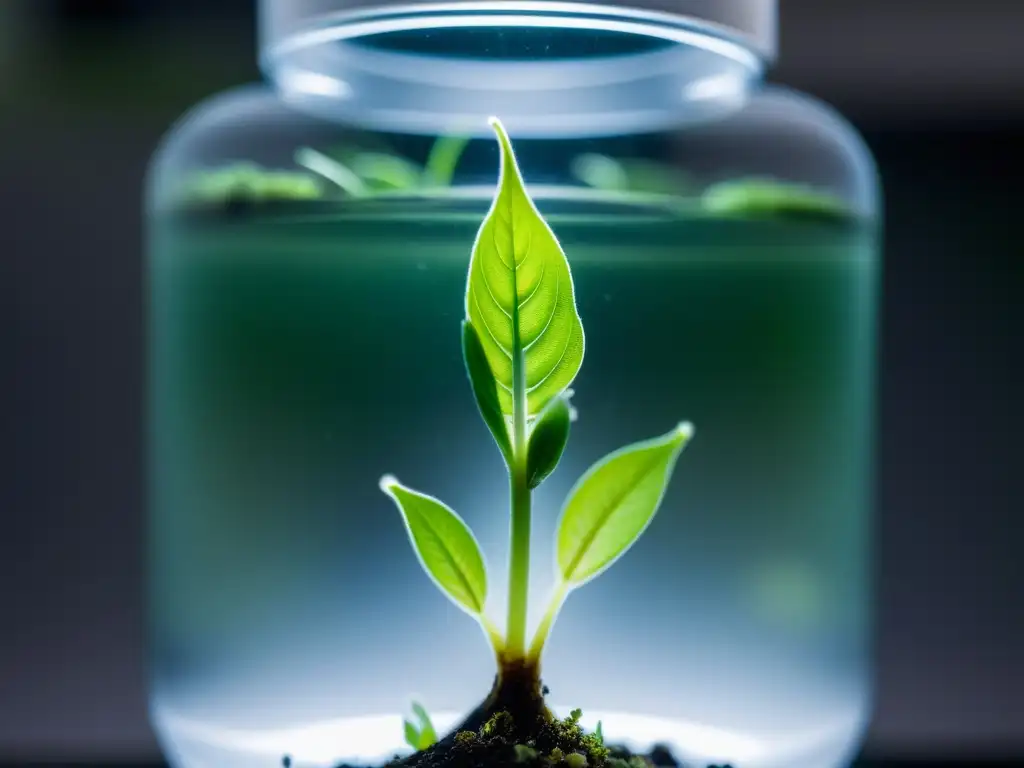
<box><xmin>515</xmin><ymin>225</ymin><xmax>536</xmax><ymax>271</ymax></box>
<box><xmin>563</xmin><ymin>450</ymin><xmax>665</xmax><ymax>581</ymax></box>
<box><xmin>476</xmin><ymin>252</ymin><xmax>512</xmax><ymax>321</ymax></box>
<box><xmin>410</xmin><ymin>504</ymin><xmax>483</xmax><ymax>612</ymax></box>
<box><xmin>491</xmin><ymin>214</ymin><xmax>515</xmax><ymax>271</ymax></box>
<box><xmin>517</xmin><ymin>251</ymin><xmax>547</xmax><ymax>312</ymax></box>
<box><xmin>523</xmin><ymin>267</ymin><xmax>560</xmax><ymax>354</ymax></box>
<box><xmin>471</xmin><ymin>289</ymin><xmax>513</xmax><ymax>363</ymax></box>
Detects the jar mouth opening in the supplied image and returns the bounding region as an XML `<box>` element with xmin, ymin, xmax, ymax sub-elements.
<box><xmin>261</xmin><ymin>2</ymin><xmax>765</xmax><ymax>137</ymax></box>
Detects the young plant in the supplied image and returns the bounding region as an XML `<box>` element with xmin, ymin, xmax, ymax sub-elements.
<box><xmin>294</xmin><ymin>134</ymin><xmax>470</xmax><ymax>197</ymax></box>
<box><xmin>380</xmin><ymin>117</ymin><xmax>694</xmax><ymax>726</ymax></box>
<box><xmin>571</xmin><ymin>153</ymin><xmax>693</xmax><ymax>197</ymax></box>
<box><xmin>403</xmin><ymin>701</ymin><xmax>439</xmax><ymax>751</ymax></box>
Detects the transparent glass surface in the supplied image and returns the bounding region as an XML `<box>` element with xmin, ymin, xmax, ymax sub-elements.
<box><xmin>147</xmin><ymin>12</ymin><xmax>880</xmax><ymax>768</ymax></box>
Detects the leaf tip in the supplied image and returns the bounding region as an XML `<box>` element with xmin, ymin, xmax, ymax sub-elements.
<box><xmin>676</xmin><ymin>421</ymin><xmax>695</xmax><ymax>441</ymax></box>
<box><xmin>379</xmin><ymin>474</ymin><xmax>400</xmax><ymax>495</ymax></box>
<box><xmin>488</xmin><ymin>116</ymin><xmax>513</xmax><ymax>155</ymax></box>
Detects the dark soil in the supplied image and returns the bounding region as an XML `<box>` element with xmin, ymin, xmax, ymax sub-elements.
<box><xmin>282</xmin><ymin>661</ymin><xmax>734</xmax><ymax>768</ymax></box>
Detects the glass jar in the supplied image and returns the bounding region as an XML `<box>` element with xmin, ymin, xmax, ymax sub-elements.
<box><xmin>147</xmin><ymin>2</ymin><xmax>880</xmax><ymax>768</ymax></box>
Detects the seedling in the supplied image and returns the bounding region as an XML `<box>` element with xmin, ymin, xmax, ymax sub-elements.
<box><xmin>403</xmin><ymin>701</ymin><xmax>439</xmax><ymax>751</ymax></box>
<box><xmin>380</xmin><ymin>117</ymin><xmax>694</xmax><ymax>742</ymax></box>
<box><xmin>295</xmin><ymin>134</ymin><xmax>470</xmax><ymax>197</ymax></box>
<box><xmin>571</xmin><ymin>153</ymin><xmax>693</xmax><ymax>196</ymax></box>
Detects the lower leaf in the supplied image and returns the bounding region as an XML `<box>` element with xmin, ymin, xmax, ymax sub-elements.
<box><xmin>380</xmin><ymin>476</ymin><xmax>489</xmax><ymax>616</ymax></box>
<box><xmin>556</xmin><ymin>422</ymin><xmax>694</xmax><ymax>586</ymax></box>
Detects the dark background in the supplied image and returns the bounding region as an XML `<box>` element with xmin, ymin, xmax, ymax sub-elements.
<box><xmin>1</xmin><ymin>0</ymin><xmax>1021</xmax><ymax>764</ymax></box>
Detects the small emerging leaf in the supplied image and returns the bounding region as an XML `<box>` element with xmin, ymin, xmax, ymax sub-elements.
<box><xmin>526</xmin><ymin>394</ymin><xmax>572</xmax><ymax>488</ymax></box>
<box><xmin>595</xmin><ymin>721</ymin><xmax>604</xmax><ymax>745</ymax></box>
<box><xmin>557</xmin><ymin>423</ymin><xmax>694</xmax><ymax>586</ymax></box>
<box><xmin>411</xmin><ymin>702</ymin><xmax>438</xmax><ymax>748</ymax></box>
<box><xmin>462</xmin><ymin>321</ymin><xmax>512</xmax><ymax>463</ymax></box>
<box><xmin>465</xmin><ymin>117</ymin><xmax>585</xmax><ymax>417</ymax></box>
<box><xmin>380</xmin><ymin>476</ymin><xmax>488</xmax><ymax>615</ymax></box>
<box><xmin>403</xmin><ymin>719</ymin><xmax>420</xmax><ymax>750</ymax></box>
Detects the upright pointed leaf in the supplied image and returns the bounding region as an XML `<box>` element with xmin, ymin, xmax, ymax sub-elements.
<box><xmin>462</xmin><ymin>320</ymin><xmax>512</xmax><ymax>462</ymax></box>
<box><xmin>465</xmin><ymin>117</ymin><xmax>584</xmax><ymax>417</ymax></box>
<box><xmin>380</xmin><ymin>476</ymin><xmax>488</xmax><ymax>615</ymax></box>
<box><xmin>424</xmin><ymin>134</ymin><xmax>470</xmax><ymax>187</ymax></box>
<box><xmin>412</xmin><ymin>702</ymin><xmax>438</xmax><ymax>748</ymax></box>
<box><xmin>557</xmin><ymin>423</ymin><xmax>694</xmax><ymax>586</ymax></box>
<box><xmin>526</xmin><ymin>394</ymin><xmax>572</xmax><ymax>489</ymax></box>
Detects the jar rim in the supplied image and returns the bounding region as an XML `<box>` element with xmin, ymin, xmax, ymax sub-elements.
<box><xmin>259</xmin><ymin>2</ymin><xmax>768</xmax><ymax>136</ymax></box>
<box><xmin>261</xmin><ymin>0</ymin><xmax>778</xmax><ymax>60</ymax></box>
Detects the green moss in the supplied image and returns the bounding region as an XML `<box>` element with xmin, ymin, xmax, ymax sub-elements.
<box><xmin>580</xmin><ymin>733</ymin><xmax>608</xmax><ymax>760</ymax></box>
<box><xmin>605</xmin><ymin>757</ymin><xmax>651</xmax><ymax>768</ymax></box>
<box><xmin>341</xmin><ymin>705</ymin><xmax>670</xmax><ymax>768</ymax></box>
<box><xmin>395</xmin><ymin>707</ymin><xmax>616</xmax><ymax>768</ymax></box>
<box><xmin>454</xmin><ymin>731</ymin><xmax>478</xmax><ymax>748</ymax></box>
<box><xmin>481</xmin><ymin>711</ymin><xmax>516</xmax><ymax>740</ymax></box>
<box><xmin>514</xmin><ymin>744</ymin><xmax>539</xmax><ymax>762</ymax></box>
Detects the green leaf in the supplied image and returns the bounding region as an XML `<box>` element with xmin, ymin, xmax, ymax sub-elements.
<box><xmin>571</xmin><ymin>154</ymin><xmax>692</xmax><ymax>196</ymax></box>
<box><xmin>403</xmin><ymin>719</ymin><xmax>420</xmax><ymax>750</ymax></box>
<box><xmin>424</xmin><ymin>134</ymin><xmax>470</xmax><ymax>187</ymax></box>
<box><xmin>701</xmin><ymin>178</ymin><xmax>852</xmax><ymax>223</ymax></box>
<box><xmin>617</xmin><ymin>159</ymin><xmax>692</xmax><ymax>195</ymax></box>
<box><xmin>526</xmin><ymin>394</ymin><xmax>572</xmax><ymax>488</ymax></box>
<box><xmin>557</xmin><ymin>423</ymin><xmax>694</xmax><ymax>586</ymax></box>
<box><xmin>465</xmin><ymin>117</ymin><xmax>585</xmax><ymax>418</ymax></box>
<box><xmin>412</xmin><ymin>702</ymin><xmax>438</xmax><ymax>748</ymax></box>
<box><xmin>351</xmin><ymin>151</ymin><xmax>423</xmax><ymax>190</ymax></box>
<box><xmin>595</xmin><ymin>721</ymin><xmax>604</xmax><ymax>745</ymax></box>
<box><xmin>294</xmin><ymin>147</ymin><xmax>368</xmax><ymax>197</ymax></box>
<box><xmin>418</xmin><ymin>730</ymin><xmax>436</xmax><ymax>750</ymax></box>
<box><xmin>380</xmin><ymin>476</ymin><xmax>488</xmax><ymax>615</ymax></box>
<box><xmin>570</xmin><ymin>153</ymin><xmax>629</xmax><ymax>191</ymax></box>
<box><xmin>462</xmin><ymin>320</ymin><xmax>513</xmax><ymax>462</ymax></box>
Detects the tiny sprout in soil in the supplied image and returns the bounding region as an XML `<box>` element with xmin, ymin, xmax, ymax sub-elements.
<box><xmin>371</xmin><ymin>118</ymin><xmax>695</xmax><ymax>765</ymax></box>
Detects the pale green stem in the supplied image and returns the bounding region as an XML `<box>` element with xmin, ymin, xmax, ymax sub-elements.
<box><xmin>526</xmin><ymin>581</ymin><xmax>569</xmax><ymax>664</ymax></box>
<box><xmin>505</xmin><ymin>261</ymin><xmax>530</xmax><ymax>658</ymax></box>
<box><xmin>505</xmin><ymin>444</ymin><xmax>531</xmax><ymax>658</ymax></box>
<box><xmin>480</xmin><ymin>614</ymin><xmax>505</xmax><ymax>661</ymax></box>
